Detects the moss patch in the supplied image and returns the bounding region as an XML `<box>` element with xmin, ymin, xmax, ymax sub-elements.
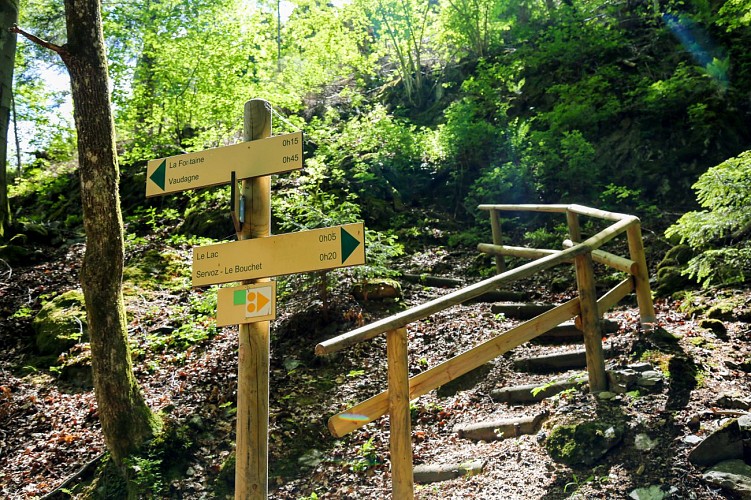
<box><xmin>32</xmin><ymin>289</ymin><xmax>87</xmax><ymax>356</ymax></box>
<box><xmin>545</xmin><ymin>421</ymin><xmax>625</xmax><ymax>466</ymax></box>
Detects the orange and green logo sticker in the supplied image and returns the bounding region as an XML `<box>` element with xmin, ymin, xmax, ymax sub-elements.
<box><xmin>216</xmin><ymin>282</ymin><xmax>276</xmax><ymax>327</ymax></box>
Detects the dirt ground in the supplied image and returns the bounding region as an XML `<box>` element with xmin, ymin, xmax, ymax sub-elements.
<box><xmin>1</xmin><ymin>241</ymin><xmax>749</xmax><ymax>499</ymax></box>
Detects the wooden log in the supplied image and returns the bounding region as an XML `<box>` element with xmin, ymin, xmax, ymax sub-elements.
<box><xmin>477</xmin><ymin>243</ymin><xmax>558</xmax><ymax>260</ymax></box>
<box><xmin>236</xmin><ymin>99</ymin><xmax>272</xmax><ymax>500</ymax></box>
<box><xmin>626</xmin><ymin>223</ymin><xmax>657</xmax><ymax>328</ymax></box>
<box><xmin>562</xmin><ymin>239</ymin><xmax>637</xmax><ymax>275</ymax></box>
<box><xmin>387</xmin><ymin>328</ymin><xmax>413</xmax><ymax>500</ymax></box>
<box><xmin>315</xmin><ymin>216</ymin><xmax>635</xmax><ymax>355</ymax></box>
<box><xmin>401</xmin><ymin>273</ymin><xmax>462</xmax><ymax>288</ymax></box>
<box><xmin>454</xmin><ymin>411</ymin><xmax>548</xmax><ymax>441</ymax></box>
<box><xmin>478</xmin><ymin>204</ymin><xmax>569</xmax><ymax>213</ymax></box>
<box><xmin>327</xmin><ymin>299</ymin><xmax>581</xmax><ymax>437</ymax></box>
<box><xmin>574</xmin><ymin>252</ymin><xmax>607</xmax><ymax>391</ymax></box>
<box><xmin>489</xmin><ymin>208</ymin><xmax>506</xmax><ymax>273</ymax></box>
<box><xmin>567</xmin><ymin>204</ymin><xmax>632</xmax><ymax>222</ymax></box>
<box><xmin>491</xmin><ymin>302</ymin><xmax>555</xmax><ymax>320</ymax></box>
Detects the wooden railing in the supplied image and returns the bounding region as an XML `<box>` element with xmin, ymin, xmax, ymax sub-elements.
<box><xmin>315</xmin><ymin>204</ymin><xmax>656</xmax><ymax>499</ymax></box>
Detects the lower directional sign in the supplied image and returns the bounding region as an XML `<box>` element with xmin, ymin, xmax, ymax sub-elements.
<box><xmin>192</xmin><ymin>222</ymin><xmax>366</xmax><ymax>287</ymax></box>
<box><xmin>216</xmin><ymin>282</ymin><xmax>276</xmax><ymax>326</ymax></box>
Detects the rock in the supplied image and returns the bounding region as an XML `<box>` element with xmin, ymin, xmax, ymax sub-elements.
<box><xmin>437</xmin><ymin>362</ymin><xmax>493</xmax><ymax>397</ymax></box>
<box><xmin>455</xmin><ymin>412</ymin><xmax>548</xmax><ymax>441</ymax></box>
<box><xmin>636</xmin><ymin>370</ymin><xmax>662</xmax><ymax>388</ymax></box>
<box><xmin>628</xmin><ymin>485</ymin><xmax>677</xmax><ymax>500</ymax></box>
<box><xmin>413</xmin><ymin>459</ymin><xmax>485</xmax><ymax>483</ymax></box>
<box><xmin>298</xmin><ymin>449</ymin><xmax>324</xmax><ymax>468</ymax></box>
<box><xmin>545</xmin><ymin>421</ymin><xmax>625</xmax><ymax>466</ymax></box>
<box><xmin>703</xmin><ymin>460</ymin><xmax>751</xmax><ymax>498</ymax></box>
<box><xmin>683</xmin><ymin>435</ymin><xmax>703</xmax><ymax>445</ymax></box>
<box><xmin>0</xmin><ymin>244</ymin><xmax>34</xmax><ymax>266</ymax></box>
<box><xmin>739</xmin><ymin>415</ymin><xmax>751</xmax><ymax>463</ymax></box>
<box><xmin>699</xmin><ymin>318</ymin><xmax>727</xmax><ymax>336</ymax></box>
<box><xmin>607</xmin><ymin>368</ymin><xmax>639</xmax><ymax>393</ymax></box>
<box><xmin>688</xmin><ymin>418</ymin><xmax>744</xmax><ymax>466</ymax></box>
<box><xmin>634</xmin><ymin>433</ymin><xmax>658</xmax><ymax>451</ymax></box>
<box><xmin>627</xmin><ymin>362</ymin><xmax>653</xmax><ymax>373</ymax></box>
<box><xmin>514</xmin><ymin>346</ymin><xmax>613</xmax><ymax>373</ymax></box>
<box><xmin>351</xmin><ymin>278</ymin><xmax>402</xmax><ymax>301</ymax></box>
<box><xmin>489</xmin><ymin>302</ymin><xmax>555</xmax><ymax>320</ymax></box>
<box><xmin>32</xmin><ymin>290</ymin><xmax>88</xmax><ymax>356</ymax></box>
<box><xmin>655</xmin><ymin>266</ymin><xmax>692</xmax><ymax>297</ymax></box>
<box><xmin>597</xmin><ymin>391</ymin><xmax>617</xmax><ymax>400</ymax></box>
<box><xmin>714</xmin><ymin>393</ymin><xmax>751</xmax><ymax>411</ymax></box>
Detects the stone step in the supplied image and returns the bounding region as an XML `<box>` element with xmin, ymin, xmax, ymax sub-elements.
<box><xmin>534</xmin><ymin>319</ymin><xmax>619</xmax><ymax>343</ymax></box>
<box><xmin>513</xmin><ymin>346</ymin><xmax>614</xmax><ymax>373</ymax></box>
<box><xmin>464</xmin><ymin>290</ymin><xmax>527</xmax><ymax>304</ymax></box>
<box><xmin>454</xmin><ymin>411</ymin><xmax>548</xmax><ymax>441</ymax></box>
<box><xmin>490</xmin><ymin>302</ymin><xmax>554</xmax><ymax>320</ymax></box>
<box><xmin>413</xmin><ymin>459</ymin><xmax>485</xmax><ymax>484</ymax></box>
<box><xmin>490</xmin><ymin>374</ymin><xmax>588</xmax><ymax>404</ymax></box>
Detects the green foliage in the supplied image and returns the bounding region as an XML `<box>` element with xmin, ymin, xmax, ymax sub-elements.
<box><xmin>665</xmin><ymin>151</ymin><xmax>751</xmax><ymax>286</ymax></box>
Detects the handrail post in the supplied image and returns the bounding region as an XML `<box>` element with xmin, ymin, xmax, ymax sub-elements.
<box><xmin>387</xmin><ymin>327</ymin><xmax>414</xmax><ymax>500</ymax></box>
<box><xmin>573</xmin><ymin>251</ymin><xmax>607</xmax><ymax>392</ymax></box>
<box><xmin>489</xmin><ymin>208</ymin><xmax>506</xmax><ymax>274</ymax></box>
<box><xmin>626</xmin><ymin>222</ymin><xmax>657</xmax><ymax>329</ymax></box>
<box><xmin>566</xmin><ymin>209</ymin><xmax>582</xmax><ymax>243</ymax></box>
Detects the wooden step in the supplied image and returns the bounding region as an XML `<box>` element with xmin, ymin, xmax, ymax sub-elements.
<box><xmin>464</xmin><ymin>290</ymin><xmax>527</xmax><ymax>304</ymax></box>
<box><xmin>454</xmin><ymin>411</ymin><xmax>548</xmax><ymax>441</ymax></box>
<box><xmin>401</xmin><ymin>274</ymin><xmax>463</xmax><ymax>288</ymax></box>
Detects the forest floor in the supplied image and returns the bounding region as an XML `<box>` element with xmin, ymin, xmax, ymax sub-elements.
<box><xmin>1</xmin><ymin>229</ymin><xmax>750</xmax><ymax>499</ymax></box>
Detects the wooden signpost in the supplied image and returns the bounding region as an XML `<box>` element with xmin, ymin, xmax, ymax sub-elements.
<box><xmin>192</xmin><ymin>223</ymin><xmax>365</xmax><ymax>287</ymax></box>
<box><xmin>145</xmin><ymin>131</ymin><xmax>303</xmax><ymax>197</ymax></box>
<box><xmin>145</xmin><ymin>99</ymin><xmax>365</xmax><ymax>499</ymax></box>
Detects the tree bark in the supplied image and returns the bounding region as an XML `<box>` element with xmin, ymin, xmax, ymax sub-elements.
<box><xmin>61</xmin><ymin>0</ymin><xmax>160</xmax><ymax>464</ymax></box>
<box><xmin>0</xmin><ymin>0</ymin><xmax>18</xmax><ymax>239</ymax></box>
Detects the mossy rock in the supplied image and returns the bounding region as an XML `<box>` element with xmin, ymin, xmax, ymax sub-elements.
<box><xmin>661</xmin><ymin>245</ymin><xmax>694</xmax><ymax>267</ymax></box>
<box><xmin>213</xmin><ymin>453</ymin><xmax>235</xmax><ymax>498</ymax></box>
<box><xmin>698</xmin><ymin>318</ymin><xmax>727</xmax><ymax>336</ymax></box>
<box><xmin>32</xmin><ymin>290</ymin><xmax>88</xmax><ymax>355</ymax></box>
<box><xmin>124</xmin><ymin>248</ymin><xmax>188</xmax><ymax>290</ymax></box>
<box><xmin>545</xmin><ymin>421</ymin><xmax>625</xmax><ymax>466</ymax></box>
<box><xmin>351</xmin><ymin>278</ymin><xmax>402</xmax><ymax>301</ymax></box>
<box><xmin>0</xmin><ymin>244</ymin><xmax>32</xmax><ymax>265</ymax></box>
<box><xmin>178</xmin><ymin>207</ymin><xmax>230</xmax><ymax>240</ymax></box>
<box><xmin>706</xmin><ymin>297</ymin><xmax>747</xmax><ymax>322</ymax></box>
<box><xmin>655</xmin><ymin>266</ymin><xmax>692</xmax><ymax>297</ymax></box>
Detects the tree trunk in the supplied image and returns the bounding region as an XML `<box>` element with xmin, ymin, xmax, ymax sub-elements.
<box><xmin>61</xmin><ymin>0</ymin><xmax>160</xmax><ymax>464</ymax></box>
<box><xmin>0</xmin><ymin>0</ymin><xmax>18</xmax><ymax>239</ymax></box>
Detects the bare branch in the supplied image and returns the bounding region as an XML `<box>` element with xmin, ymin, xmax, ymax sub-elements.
<box><xmin>9</xmin><ymin>24</ymin><xmax>68</xmax><ymax>58</ymax></box>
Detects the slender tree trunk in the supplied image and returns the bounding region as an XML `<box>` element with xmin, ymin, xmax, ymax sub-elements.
<box><xmin>61</xmin><ymin>0</ymin><xmax>160</xmax><ymax>464</ymax></box>
<box><xmin>0</xmin><ymin>0</ymin><xmax>18</xmax><ymax>239</ymax></box>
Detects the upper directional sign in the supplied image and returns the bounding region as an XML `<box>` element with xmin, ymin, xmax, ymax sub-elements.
<box><xmin>192</xmin><ymin>223</ymin><xmax>366</xmax><ymax>287</ymax></box>
<box><xmin>145</xmin><ymin>131</ymin><xmax>303</xmax><ymax>197</ymax></box>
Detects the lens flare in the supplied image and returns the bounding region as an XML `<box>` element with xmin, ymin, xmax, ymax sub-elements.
<box><xmin>337</xmin><ymin>413</ymin><xmax>370</xmax><ymax>422</ymax></box>
<box><xmin>663</xmin><ymin>13</ymin><xmax>729</xmax><ymax>89</ymax></box>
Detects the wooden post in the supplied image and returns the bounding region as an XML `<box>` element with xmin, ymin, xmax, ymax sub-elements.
<box><xmin>573</xmin><ymin>252</ymin><xmax>607</xmax><ymax>392</ymax></box>
<box><xmin>387</xmin><ymin>327</ymin><xmax>414</xmax><ymax>500</ymax></box>
<box><xmin>626</xmin><ymin>222</ymin><xmax>657</xmax><ymax>329</ymax></box>
<box><xmin>489</xmin><ymin>208</ymin><xmax>506</xmax><ymax>274</ymax></box>
<box><xmin>235</xmin><ymin>99</ymin><xmax>272</xmax><ymax>499</ymax></box>
<box><xmin>566</xmin><ymin>209</ymin><xmax>582</xmax><ymax>243</ymax></box>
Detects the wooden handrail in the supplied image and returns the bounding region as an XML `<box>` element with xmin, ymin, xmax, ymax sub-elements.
<box><xmin>315</xmin><ymin>215</ymin><xmax>638</xmax><ymax>355</ymax></box>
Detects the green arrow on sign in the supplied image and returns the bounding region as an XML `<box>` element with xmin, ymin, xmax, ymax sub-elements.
<box><xmin>341</xmin><ymin>226</ymin><xmax>361</xmax><ymax>263</ymax></box>
<box><xmin>149</xmin><ymin>160</ymin><xmax>166</xmax><ymax>191</ymax></box>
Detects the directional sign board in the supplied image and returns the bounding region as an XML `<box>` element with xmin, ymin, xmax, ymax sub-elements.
<box><xmin>216</xmin><ymin>282</ymin><xmax>276</xmax><ymax>327</ymax></box>
<box><xmin>145</xmin><ymin>131</ymin><xmax>303</xmax><ymax>197</ymax></box>
<box><xmin>192</xmin><ymin>223</ymin><xmax>365</xmax><ymax>287</ymax></box>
